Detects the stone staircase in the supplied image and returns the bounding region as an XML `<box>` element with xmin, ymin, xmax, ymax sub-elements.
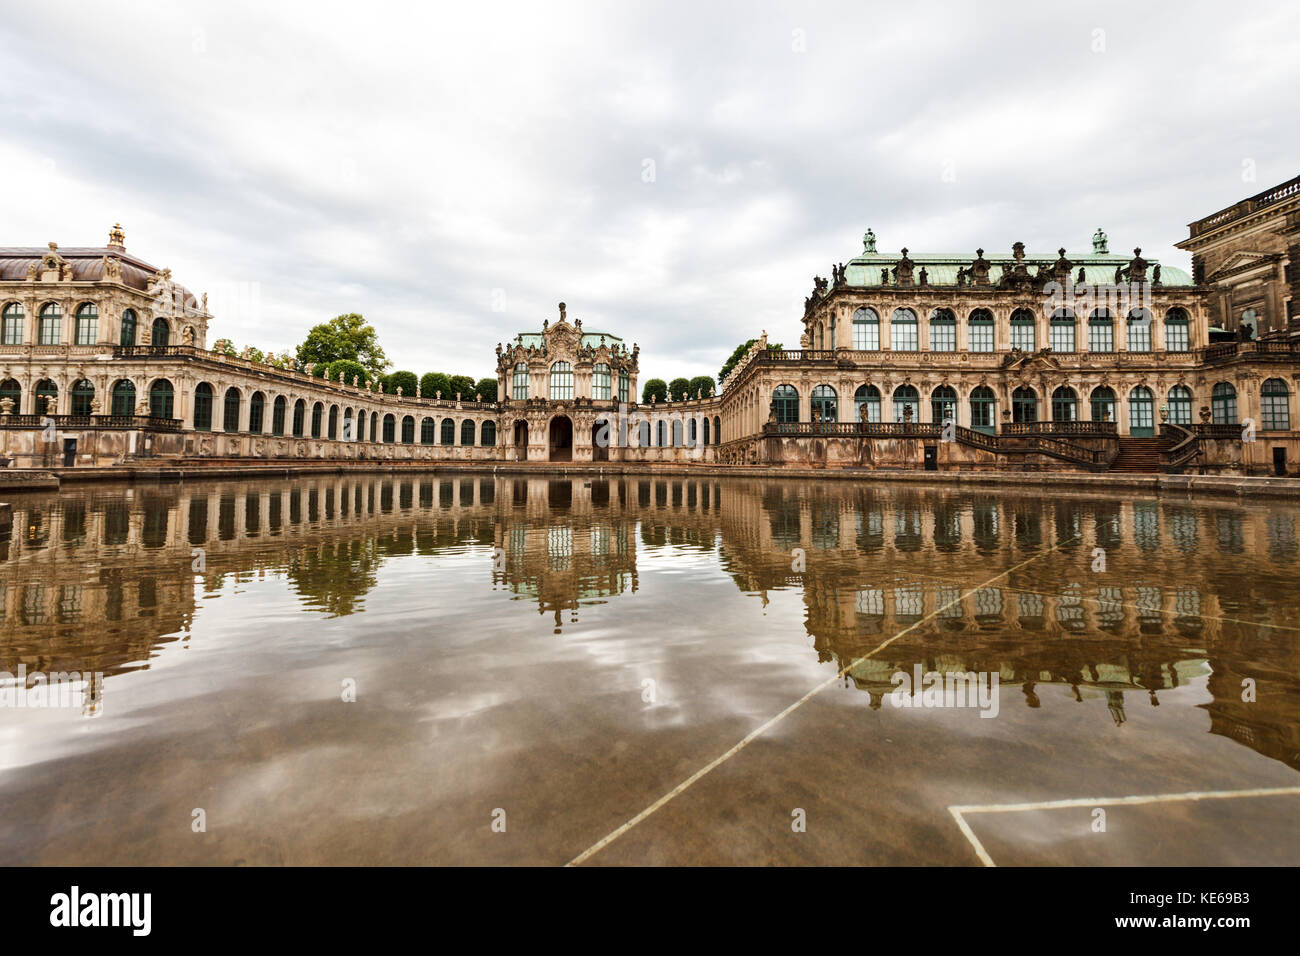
<box><xmin>1108</xmin><ymin>437</ymin><xmax>1169</xmax><ymax>473</ymax></box>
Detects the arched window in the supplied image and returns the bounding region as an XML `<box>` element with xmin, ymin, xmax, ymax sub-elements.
<box><xmin>1051</xmin><ymin>386</ymin><xmax>1078</xmax><ymax>422</ymax></box>
<box><xmin>854</xmin><ymin>384</ymin><xmax>881</xmax><ymax>423</ymax></box>
<box><xmin>891</xmin><ymin>308</ymin><xmax>918</xmax><ymax>351</ymax></box>
<box><xmin>356</xmin><ymin>409</ymin><xmax>366</xmax><ymax>442</ymax></box>
<box><xmin>703</xmin><ymin>417</ymin><xmax>710</xmax><ymax>445</ymax></box>
<box><xmin>713</xmin><ymin>415</ymin><xmax>720</xmax><ymax>444</ymax></box>
<box><xmin>194</xmin><ymin>383</ymin><xmax>214</xmax><ymax>431</ymax></box>
<box><xmin>931</xmin><ymin>385</ymin><xmax>957</xmax><ymax>426</ymax></box>
<box><xmin>440</xmin><ymin>417</ymin><xmax>454</xmax><ymax>445</ymax></box>
<box><xmin>120</xmin><ymin>308</ymin><xmax>137</xmax><ymax>346</ymax></box>
<box><xmin>638</xmin><ymin>420</ymin><xmax>651</xmax><ymax>446</ymax></box>
<box><xmin>688</xmin><ymin>418</ymin><xmax>698</xmax><ymax>446</ymax></box>
<box><xmin>71</xmin><ymin>378</ymin><xmax>95</xmax><ymax>416</ymax></box>
<box><xmin>328</xmin><ymin>405</ymin><xmax>338</xmax><ymax>440</ymax></box>
<box><xmin>811</xmin><ymin>384</ymin><xmax>838</xmax><ymax>422</ymax></box>
<box><xmin>592</xmin><ymin>363</ymin><xmax>611</xmax><ymax>400</ymax></box>
<box><xmin>657</xmin><ymin>420</ymin><xmax>667</xmax><ymax>446</ymax></box>
<box><xmin>512</xmin><ymin>363</ymin><xmax>529</xmax><ymax>400</ymax></box>
<box><xmin>311</xmin><ymin>402</ymin><xmax>323</xmax><ymax>438</ymax></box>
<box><xmin>0</xmin><ymin>378</ymin><xmax>20</xmax><ymax>413</ymax></box>
<box><xmin>249</xmin><ymin>392</ymin><xmax>265</xmax><ymax>434</ymax></box>
<box><xmin>370</xmin><ymin>412</ymin><xmax>378</xmax><ymax>440</ymax></box>
<box><xmin>149</xmin><ymin>379</ymin><xmax>174</xmax><ymax>419</ymax></box>
<box><xmin>1088</xmin><ymin>309</ymin><xmax>1114</xmax><ymax>352</ymax></box>
<box><xmin>402</xmin><ymin>415</ymin><xmax>416</xmax><ymax>444</ymax></box>
<box><xmin>853</xmin><ymin>308</ymin><xmax>880</xmax><ymax>350</ymax></box>
<box><xmin>481</xmin><ymin>421</ymin><xmax>497</xmax><ymax>446</ymax></box>
<box><xmin>1167</xmin><ymin>386</ymin><xmax>1193</xmax><ymax>426</ymax></box>
<box><xmin>1211</xmin><ymin>382</ymin><xmax>1237</xmax><ymax>424</ymax></box>
<box><xmin>968</xmin><ymin>309</ymin><xmax>994</xmax><ymax>352</ymax></box>
<box><xmin>549</xmin><ymin>361</ymin><xmax>573</xmax><ymax>400</ymax></box>
<box><xmin>272</xmin><ymin>396</ymin><xmax>287</xmax><ymax>435</ymax></box>
<box><xmin>151</xmin><ymin>317</ymin><xmax>170</xmax><ymax>347</ymax></box>
<box><xmin>342</xmin><ymin>408</ymin><xmax>354</xmax><ymax>441</ymax></box>
<box><xmin>1049</xmin><ymin>309</ymin><xmax>1076</xmax><ymax>353</ymax></box>
<box><xmin>38</xmin><ymin>303</ymin><xmax>62</xmax><ymax>345</ymax></box>
<box><xmin>970</xmin><ymin>386</ymin><xmax>996</xmax><ymax>434</ymax></box>
<box><xmin>618</xmin><ymin>370</ymin><xmax>629</xmax><ymax>403</ymax></box>
<box><xmin>771</xmin><ymin>385</ymin><xmax>798</xmax><ymax>423</ymax></box>
<box><xmin>381</xmin><ymin>413</ymin><xmax>396</xmax><ymax>443</ymax></box>
<box><xmin>893</xmin><ymin>384</ymin><xmax>919</xmax><ymax>423</ymax></box>
<box><xmin>1127</xmin><ymin>309</ymin><xmax>1152</xmax><ymax>352</ymax></box>
<box><xmin>1129</xmin><ymin>386</ymin><xmax>1154</xmax><ymax>436</ymax></box>
<box><xmin>1090</xmin><ymin>386</ymin><xmax>1116</xmax><ymax>423</ymax></box>
<box><xmin>421</xmin><ymin>417</ymin><xmax>435</xmax><ymax>444</ymax></box>
<box><xmin>1261</xmin><ymin>379</ymin><xmax>1290</xmax><ymax>430</ymax></box>
<box><xmin>1012</xmin><ymin>386</ymin><xmax>1038</xmax><ymax>424</ymax></box>
<box><xmin>110</xmin><ymin>379</ymin><xmax>135</xmax><ymax>417</ymax></box>
<box><xmin>292</xmin><ymin>398</ymin><xmax>306</xmax><ymax>437</ymax></box>
<box><xmin>1</xmin><ymin>303</ymin><xmax>23</xmax><ymax>345</ymax></box>
<box><xmin>929</xmin><ymin>309</ymin><xmax>956</xmax><ymax>352</ymax></box>
<box><xmin>34</xmin><ymin>379</ymin><xmax>58</xmax><ymax>415</ymax></box>
<box><xmin>672</xmin><ymin>420</ymin><xmax>684</xmax><ymax>447</ymax></box>
<box><xmin>1010</xmin><ymin>308</ymin><xmax>1036</xmax><ymax>351</ymax></box>
<box><xmin>1164</xmin><ymin>308</ymin><xmax>1190</xmax><ymax>352</ymax></box>
<box><xmin>223</xmin><ymin>387</ymin><xmax>241</xmax><ymax>432</ymax></box>
<box><xmin>816</xmin><ymin>324</ymin><xmax>823</xmax><ymax>350</ymax></box>
<box><xmin>75</xmin><ymin>303</ymin><xmax>98</xmax><ymax>345</ymax></box>
<box><xmin>460</xmin><ymin>419</ymin><xmax>475</xmax><ymax>445</ymax></box>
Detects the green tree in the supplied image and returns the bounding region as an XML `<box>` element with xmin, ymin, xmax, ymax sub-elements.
<box><xmin>642</xmin><ymin>378</ymin><xmax>668</xmax><ymax>404</ymax></box>
<box><xmin>688</xmin><ymin>375</ymin><xmax>716</xmax><ymax>399</ymax></box>
<box><xmin>718</xmin><ymin>338</ymin><xmax>782</xmax><ymax>385</ymax></box>
<box><xmin>244</xmin><ymin>346</ymin><xmax>266</xmax><ymax>365</ymax></box>
<box><xmin>326</xmin><ymin>359</ymin><xmax>368</xmax><ymax>386</ymax></box>
<box><xmin>383</xmin><ymin>370</ymin><xmax>419</xmax><ymax>396</ymax></box>
<box><xmin>211</xmin><ymin>337</ymin><xmax>237</xmax><ymax>356</ymax></box>
<box><xmin>474</xmin><ymin>377</ymin><xmax>498</xmax><ymax>402</ymax></box>
<box><xmin>420</xmin><ymin>372</ymin><xmax>452</xmax><ymax>400</ymax></box>
<box><xmin>668</xmin><ymin>377</ymin><xmax>691</xmax><ymax>401</ymax></box>
<box><xmin>449</xmin><ymin>374</ymin><xmax>476</xmax><ymax>399</ymax></box>
<box><xmin>296</xmin><ymin>313</ymin><xmax>389</xmax><ymax>380</ymax></box>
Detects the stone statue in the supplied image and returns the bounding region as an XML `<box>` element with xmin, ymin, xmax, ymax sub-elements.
<box><xmin>396</xmin><ymin>385</ymin><xmax>403</xmax><ymax>396</ymax></box>
<box><xmin>0</xmin><ymin>396</ymin><xmax>13</xmax><ymax>416</ymax></box>
<box><xmin>182</xmin><ymin>325</ymin><xmax>195</xmax><ymax>345</ymax></box>
<box><xmin>1152</xmin><ymin>263</ymin><xmax>1162</xmax><ymax>286</ymax></box>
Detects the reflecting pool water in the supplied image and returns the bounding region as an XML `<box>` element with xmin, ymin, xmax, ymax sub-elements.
<box><xmin>0</xmin><ymin>474</ymin><xmax>1297</xmax><ymax>865</ymax></box>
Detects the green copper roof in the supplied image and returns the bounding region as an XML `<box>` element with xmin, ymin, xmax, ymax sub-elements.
<box><xmin>845</xmin><ymin>250</ymin><xmax>1193</xmax><ymax>288</ymax></box>
<box><xmin>514</xmin><ymin>329</ymin><xmax>625</xmax><ymax>349</ymax></box>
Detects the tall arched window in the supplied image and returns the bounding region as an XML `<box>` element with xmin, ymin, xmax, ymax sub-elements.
<box><xmin>1127</xmin><ymin>309</ymin><xmax>1152</xmax><ymax>352</ymax></box>
<box><xmin>311</xmin><ymin>401</ymin><xmax>323</xmax><ymax>438</ymax></box>
<box><xmin>638</xmin><ymin>420</ymin><xmax>651</xmax><ymax>446</ymax></box>
<box><xmin>1051</xmin><ymin>386</ymin><xmax>1078</xmax><ymax>422</ymax></box>
<box><xmin>1261</xmin><ymin>379</ymin><xmax>1289</xmax><ymax>430</ymax></box>
<box><xmin>1049</xmin><ymin>309</ymin><xmax>1076</xmax><ymax>353</ymax></box>
<box><xmin>512</xmin><ymin>363</ymin><xmax>529</xmax><ymax>400</ymax></box>
<box><xmin>1090</xmin><ymin>386</ymin><xmax>1116</xmax><ymax>423</ymax></box>
<box><xmin>0</xmin><ymin>378</ymin><xmax>20</xmax><ymax>413</ymax></box>
<box><xmin>151</xmin><ymin>317</ymin><xmax>170</xmax><ymax>347</ymax></box>
<box><xmin>672</xmin><ymin>420</ymin><xmax>684</xmax><ymax>447</ymax></box>
<box><xmin>891</xmin><ymin>308</ymin><xmax>918</xmax><ymax>351</ymax></box>
<box><xmin>931</xmin><ymin>385</ymin><xmax>957</xmax><ymax>425</ymax></box>
<box><xmin>929</xmin><ymin>309</ymin><xmax>956</xmax><ymax>352</ymax></box>
<box><xmin>460</xmin><ymin>419</ymin><xmax>475</xmax><ymax>445</ymax></box>
<box><xmin>249</xmin><ymin>392</ymin><xmax>265</xmax><ymax>434</ymax></box>
<box><xmin>657</xmin><ymin>420</ymin><xmax>668</xmax><ymax>446</ymax></box>
<box><xmin>440</xmin><ymin>417</ymin><xmax>455</xmax><ymax>445</ymax></box>
<box><xmin>1010</xmin><ymin>308</ymin><xmax>1036</xmax><ymax>351</ymax></box>
<box><xmin>1012</xmin><ymin>386</ymin><xmax>1038</xmax><ymax>423</ymax></box>
<box><xmin>852</xmin><ymin>308</ymin><xmax>879</xmax><ymax>350</ymax></box>
<box><xmin>854</xmin><ymin>385</ymin><xmax>881</xmax><ymax>423</ymax></box>
<box><xmin>1167</xmin><ymin>386</ymin><xmax>1192</xmax><ymax>425</ymax></box>
<box><xmin>272</xmin><ymin>396</ymin><xmax>287</xmax><ymax>435</ymax></box>
<box><xmin>292</xmin><ymin>398</ymin><xmax>306</xmax><ymax>437</ymax></box>
<box><xmin>811</xmin><ymin>385</ymin><xmax>838</xmax><ymax>422</ymax></box>
<box><xmin>119</xmin><ymin>308</ymin><xmax>137</xmax><ymax>346</ymax></box>
<box><xmin>688</xmin><ymin>418</ymin><xmax>698</xmax><ymax>446</ymax></box>
<box><xmin>402</xmin><ymin>415</ymin><xmax>416</xmax><ymax>443</ymax></box>
<box><xmin>71</xmin><ymin>379</ymin><xmax>95</xmax><ymax>416</ymax></box>
<box><xmin>893</xmin><ymin>384</ymin><xmax>919</xmax><ymax>423</ymax></box>
<box><xmin>370</xmin><ymin>412</ymin><xmax>378</xmax><ymax>440</ymax></box>
<box><xmin>713</xmin><ymin>415</ymin><xmax>720</xmax><ymax>444</ymax></box>
<box><xmin>383</xmin><ymin>414</ymin><xmax>397</xmax><ymax>443</ymax></box>
<box><xmin>1129</xmin><ymin>386</ymin><xmax>1154</xmax><ymax>436</ymax></box>
<box><xmin>549</xmin><ymin>361</ymin><xmax>573</xmax><ymax>400</ymax></box>
<box><xmin>328</xmin><ymin>405</ymin><xmax>338</xmax><ymax>440</ymax></box>
<box><xmin>75</xmin><ymin>303</ymin><xmax>98</xmax><ymax>345</ymax></box>
<box><xmin>481</xmin><ymin>421</ymin><xmax>497</xmax><ymax>446</ymax></box>
<box><xmin>34</xmin><ymin>379</ymin><xmax>58</xmax><ymax>414</ymax></box>
<box><xmin>1211</xmin><ymin>382</ymin><xmax>1237</xmax><ymax>424</ymax></box>
<box><xmin>1</xmin><ymin>303</ymin><xmax>23</xmax><ymax>345</ymax></box>
<box><xmin>421</xmin><ymin>417</ymin><xmax>435</xmax><ymax>444</ymax></box>
<box><xmin>968</xmin><ymin>309</ymin><xmax>994</xmax><ymax>352</ymax></box>
<box><xmin>970</xmin><ymin>386</ymin><xmax>996</xmax><ymax>433</ymax></box>
<box><xmin>592</xmin><ymin>363</ymin><xmax>611</xmax><ymax>400</ymax></box>
<box><xmin>110</xmin><ymin>379</ymin><xmax>135</xmax><ymax>417</ymax></box>
<box><xmin>703</xmin><ymin>417</ymin><xmax>710</xmax><ymax>445</ymax></box>
<box><xmin>1088</xmin><ymin>309</ymin><xmax>1114</xmax><ymax>352</ymax></box>
<box><xmin>149</xmin><ymin>379</ymin><xmax>174</xmax><ymax>418</ymax></box>
<box><xmin>1165</xmin><ymin>308</ymin><xmax>1190</xmax><ymax>352</ymax></box>
<box><xmin>771</xmin><ymin>385</ymin><xmax>798</xmax><ymax>423</ymax></box>
<box><xmin>223</xmin><ymin>387</ymin><xmax>241</xmax><ymax>432</ymax></box>
<box><xmin>193</xmin><ymin>383</ymin><xmax>214</xmax><ymax>430</ymax></box>
<box><xmin>39</xmin><ymin>303</ymin><xmax>62</xmax><ymax>345</ymax></box>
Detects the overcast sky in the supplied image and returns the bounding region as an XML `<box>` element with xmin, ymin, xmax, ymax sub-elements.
<box><xmin>3</xmin><ymin>1</ymin><xmax>1298</xmax><ymax>384</ymax></box>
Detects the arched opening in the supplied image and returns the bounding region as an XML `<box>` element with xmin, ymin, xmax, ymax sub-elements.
<box><xmin>120</xmin><ymin>309</ymin><xmax>137</xmax><ymax>346</ymax></box>
<box><xmin>249</xmin><ymin>392</ymin><xmax>265</xmax><ymax>434</ymax></box>
<box><xmin>460</xmin><ymin>419</ymin><xmax>475</xmax><ymax>446</ymax></box>
<box><xmin>713</xmin><ymin>416</ymin><xmax>720</xmax><ymax>444</ymax></box>
<box><xmin>328</xmin><ymin>405</ymin><xmax>338</xmax><ymax>440</ymax></box>
<box><xmin>1168</xmin><ymin>386</ymin><xmax>1193</xmax><ymax>426</ymax></box>
<box><xmin>513</xmin><ymin>420</ymin><xmax>529</xmax><ymax>460</ymax></box>
<box><xmin>1051</xmin><ymin>386</ymin><xmax>1078</xmax><ymax>422</ymax></box>
<box><xmin>481</xmin><ymin>421</ymin><xmax>496</xmax><ymax>446</ymax></box>
<box><xmin>893</xmin><ymin>385</ymin><xmax>919</xmax><ymax>423</ymax></box>
<box><xmin>34</xmin><ymin>378</ymin><xmax>58</xmax><ymax>415</ymax></box>
<box><xmin>969</xmin><ymin>386</ymin><xmax>995</xmax><ymax>434</ymax></box>
<box><xmin>151</xmin><ymin>316</ymin><xmax>170</xmax><ymax>347</ymax></box>
<box><xmin>75</xmin><ymin>303</ymin><xmax>98</xmax><ymax>345</ymax></box>
<box><xmin>383</xmin><ymin>414</ymin><xmax>397</xmax><ymax>443</ymax></box>
<box><xmin>420</xmin><ymin>417</ymin><xmax>435</xmax><ymax>444</ymax></box>
<box><xmin>272</xmin><ymin>396</ymin><xmax>287</xmax><ymax>435</ymax></box>
<box><xmin>402</xmin><ymin>415</ymin><xmax>416</xmax><ymax>444</ymax></box>
<box><xmin>440</xmin><ymin>417</ymin><xmax>454</xmax><ymax>445</ymax></box>
<box><xmin>311</xmin><ymin>401</ymin><xmax>323</xmax><ymax>438</ymax></box>
<box><xmin>811</xmin><ymin>384</ymin><xmax>838</xmax><ymax>422</ymax></box>
<box><xmin>1010</xmin><ymin>308</ymin><xmax>1036</xmax><ymax>351</ymax></box>
<box><xmin>771</xmin><ymin>384</ymin><xmax>798</xmax><ymax>423</ymax></box>
<box><xmin>193</xmin><ymin>383</ymin><xmax>214</xmax><ymax>430</ymax></box>
<box><xmin>1090</xmin><ymin>386</ymin><xmax>1116</xmax><ymax>424</ymax></box>
<box><xmin>1129</xmin><ymin>386</ymin><xmax>1155</xmax><ymax>436</ymax></box>
<box><xmin>931</xmin><ymin>385</ymin><xmax>957</xmax><ymax>427</ymax></box>
<box><xmin>1261</xmin><ymin>378</ymin><xmax>1290</xmax><ymax>431</ymax></box>
<box><xmin>592</xmin><ymin>419</ymin><xmax>610</xmax><ymax>461</ymax></box>
<box><xmin>1012</xmin><ymin>386</ymin><xmax>1038</xmax><ymax>424</ymax></box>
<box><xmin>0</xmin><ymin>378</ymin><xmax>20</xmax><ymax>414</ymax></box>
<box><xmin>1211</xmin><ymin>382</ymin><xmax>1237</xmax><ymax>425</ymax></box>
<box><xmin>71</xmin><ymin>379</ymin><xmax>95</xmax><ymax>417</ymax></box>
<box><xmin>549</xmin><ymin>415</ymin><xmax>574</xmax><ymax>461</ymax></box>
<box><xmin>223</xmin><ymin>387</ymin><xmax>241</xmax><ymax>432</ymax></box>
<box><xmin>149</xmin><ymin>379</ymin><xmax>174</xmax><ymax>419</ymax></box>
<box><xmin>292</xmin><ymin>399</ymin><xmax>306</xmax><ymax>437</ymax></box>
<box><xmin>110</xmin><ymin>379</ymin><xmax>135</xmax><ymax>417</ymax></box>
<box><xmin>854</xmin><ymin>385</ymin><xmax>881</xmax><ymax>423</ymax></box>
<box><xmin>853</xmin><ymin>307</ymin><xmax>880</xmax><ymax>350</ymax></box>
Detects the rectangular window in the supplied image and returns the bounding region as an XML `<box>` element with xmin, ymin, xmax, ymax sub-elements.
<box><xmin>854</xmin><ymin>322</ymin><xmax>879</xmax><ymax>350</ymax></box>
<box><xmin>75</xmin><ymin>317</ymin><xmax>98</xmax><ymax>345</ymax></box>
<box><xmin>969</xmin><ymin>323</ymin><xmax>994</xmax><ymax>352</ymax></box>
<box><xmin>891</xmin><ymin>323</ymin><xmax>917</xmax><ymax>351</ymax></box>
<box><xmin>1050</xmin><ymin>322</ymin><xmax>1075</xmax><ymax>353</ymax></box>
<box><xmin>1010</xmin><ymin>323</ymin><xmax>1036</xmax><ymax>351</ymax></box>
<box><xmin>618</xmin><ymin>372</ymin><xmax>629</xmax><ymax>404</ymax></box>
<box><xmin>930</xmin><ymin>322</ymin><xmax>955</xmax><ymax>352</ymax></box>
<box><xmin>1127</xmin><ymin>323</ymin><xmax>1150</xmax><ymax>352</ymax></box>
<box><xmin>1262</xmin><ymin>394</ymin><xmax>1290</xmax><ymax>430</ymax></box>
<box><xmin>39</xmin><ymin>317</ymin><xmax>61</xmax><ymax>345</ymax></box>
<box><xmin>1166</xmin><ymin>322</ymin><xmax>1189</xmax><ymax>351</ymax></box>
<box><xmin>1088</xmin><ymin>322</ymin><xmax>1113</xmax><ymax>352</ymax></box>
<box><xmin>1</xmin><ymin>315</ymin><xmax>21</xmax><ymax>345</ymax></box>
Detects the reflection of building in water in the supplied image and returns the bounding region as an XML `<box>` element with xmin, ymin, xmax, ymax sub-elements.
<box><xmin>1</xmin><ymin>476</ymin><xmax>1296</xmax><ymax>767</ymax></box>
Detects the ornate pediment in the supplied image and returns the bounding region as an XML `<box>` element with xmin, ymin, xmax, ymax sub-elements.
<box><xmin>1206</xmin><ymin>251</ymin><xmax>1280</xmax><ymax>282</ymax></box>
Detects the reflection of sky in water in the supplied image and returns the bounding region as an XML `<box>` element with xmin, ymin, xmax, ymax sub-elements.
<box><xmin>0</xmin><ymin>475</ymin><xmax>1297</xmax><ymax>864</ymax></box>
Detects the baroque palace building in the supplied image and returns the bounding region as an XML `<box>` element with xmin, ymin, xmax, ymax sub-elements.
<box><xmin>1</xmin><ymin>175</ymin><xmax>1298</xmax><ymax>475</ymax></box>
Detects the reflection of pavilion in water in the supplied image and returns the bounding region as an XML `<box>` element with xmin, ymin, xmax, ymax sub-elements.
<box><xmin>0</xmin><ymin>474</ymin><xmax>1296</xmax><ymax>768</ymax></box>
